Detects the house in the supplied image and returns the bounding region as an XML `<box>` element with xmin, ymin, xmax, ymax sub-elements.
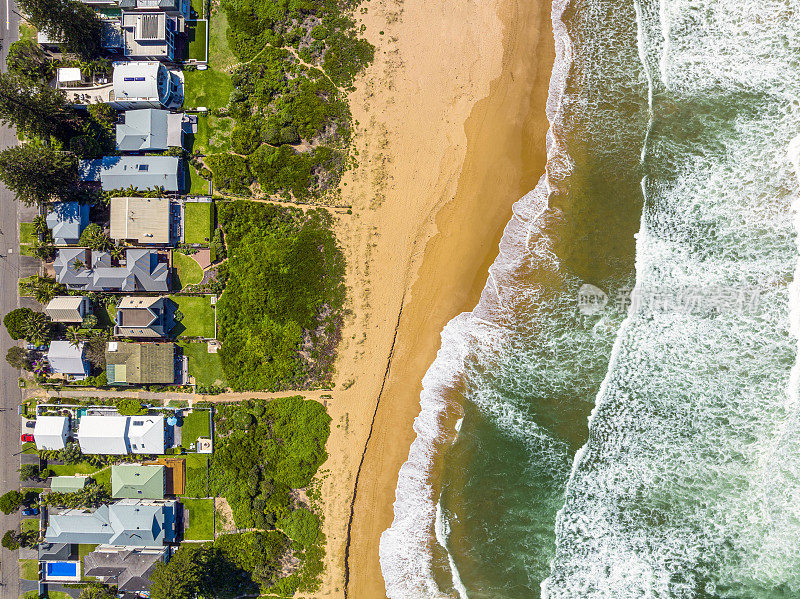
<box><xmin>79</xmin><ymin>156</ymin><xmax>181</xmax><ymax>193</ymax></box>
<box><xmin>38</xmin><ymin>542</ymin><xmax>75</xmax><ymax>562</ymax></box>
<box><xmin>44</xmin><ymin>499</ymin><xmax>178</xmax><ymax>546</ymax></box>
<box><xmin>47</xmin><ymin>341</ymin><xmax>90</xmax><ymax>380</ymax></box>
<box><xmin>44</xmin><ymin>296</ymin><xmax>92</xmax><ymax>323</ymax></box>
<box><xmin>105</xmin><ymin>342</ymin><xmax>177</xmax><ymax>385</ymax></box>
<box><xmin>114</xmin><ymin>296</ymin><xmax>171</xmax><ymax>338</ymax></box>
<box><xmin>46</xmin><ymin>202</ymin><xmax>89</xmax><ymax>245</ymax></box>
<box><xmin>110</xmin><ymin>61</ymin><xmax>183</xmax><ymax>109</ymax></box>
<box><xmin>83</xmin><ymin>546</ymin><xmax>168</xmax><ymax>593</ymax></box>
<box><xmin>33</xmin><ymin>416</ymin><xmax>70</xmax><ymax>451</ymax></box>
<box><xmin>50</xmin><ymin>476</ymin><xmax>90</xmax><ymax>493</ymax></box>
<box><xmin>78</xmin><ymin>414</ymin><xmax>165</xmax><ymax>455</ymax></box>
<box><xmin>54</xmin><ymin>248</ymin><xmax>169</xmax><ymax>292</ymax></box>
<box><xmin>110</xmin><ymin>196</ymin><xmax>171</xmax><ymax>245</ymax></box>
<box><xmin>120</xmin><ymin>11</ymin><xmax>185</xmax><ymax>61</ymax></box>
<box><xmin>112</xmin><ymin>464</ymin><xmax>165</xmax><ymax>499</ymax></box>
<box><xmin>118</xmin><ymin>0</ymin><xmax>189</xmax><ymax>18</ymax></box>
<box><xmin>116</xmin><ymin>109</ymin><xmax>183</xmax><ymax>152</ymax></box>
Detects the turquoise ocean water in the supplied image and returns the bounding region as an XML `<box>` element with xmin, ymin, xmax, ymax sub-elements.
<box><xmin>380</xmin><ymin>0</ymin><xmax>800</xmax><ymax>596</ymax></box>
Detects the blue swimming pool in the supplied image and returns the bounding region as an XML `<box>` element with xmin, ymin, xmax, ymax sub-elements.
<box><xmin>46</xmin><ymin>561</ymin><xmax>78</xmax><ymax>577</ymax></box>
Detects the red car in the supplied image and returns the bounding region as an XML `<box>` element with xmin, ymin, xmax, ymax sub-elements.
<box><xmin>20</xmin><ymin>434</ymin><xmax>34</xmax><ymax>443</ymax></box>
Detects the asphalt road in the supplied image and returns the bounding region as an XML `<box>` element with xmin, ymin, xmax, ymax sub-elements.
<box><xmin>0</xmin><ymin>1</ymin><xmax>26</xmax><ymax>596</ymax></box>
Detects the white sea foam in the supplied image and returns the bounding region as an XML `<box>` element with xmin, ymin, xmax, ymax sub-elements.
<box><xmin>434</xmin><ymin>501</ymin><xmax>469</xmax><ymax>599</ymax></box>
<box><xmin>543</xmin><ymin>0</ymin><xmax>800</xmax><ymax>597</ymax></box>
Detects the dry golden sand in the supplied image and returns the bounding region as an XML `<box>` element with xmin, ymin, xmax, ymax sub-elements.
<box><xmin>309</xmin><ymin>0</ymin><xmax>555</xmax><ymax>596</ymax></box>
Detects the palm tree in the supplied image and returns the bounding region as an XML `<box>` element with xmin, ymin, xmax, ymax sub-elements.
<box><xmin>23</xmin><ymin>312</ymin><xmax>51</xmax><ymax>345</ymax></box>
<box><xmin>66</xmin><ymin>326</ymin><xmax>82</xmax><ymax>347</ymax></box>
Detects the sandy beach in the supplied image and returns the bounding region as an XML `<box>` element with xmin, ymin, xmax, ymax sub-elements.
<box><xmin>310</xmin><ymin>0</ymin><xmax>555</xmax><ymax>596</ymax></box>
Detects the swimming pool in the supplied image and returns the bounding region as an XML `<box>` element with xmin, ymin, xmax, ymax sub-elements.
<box><xmin>45</xmin><ymin>561</ymin><xmax>79</xmax><ymax>580</ymax></box>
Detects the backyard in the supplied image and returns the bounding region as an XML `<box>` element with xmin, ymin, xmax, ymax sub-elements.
<box><xmin>192</xmin><ymin>114</ymin><xmax>234</xmax><ymax>155</ymax></box>
<box><xmin>49</xmin><ymin>461</ymin><xmax>100</xmax><ymax>476</ymax></box>
<box><xmin>179</xmin><ymin>341</ymin><xmax>226</xmax><ymax>387</ymax></box>
<box><xmin>172</xmin><ymin>251</ymin><xmax>204</xmax><ymax>289</ymax></box>
<box><xmin>184</xmin><ymin>201</ymin><xmax>213</xmax><ymax>245</ymax></box>
<box><xmin>182</xmin><ymin>497</ymin><xmax>215</xmax><ymax>540</ymax></box>
<box><xmin>182</xmin><ymin>68</ymin><xmax>232</xmax><ymax>112</ymax></box>
<box><xmin>180</xmin><ymin>409</ymin><xmax>211</xmax><ymax>449</ymax></box>
<box><xmin>184</xmin><ymin>453</ymin><xmax>209</xmax><ymax>498</ymax></box>
<box><xmin>170</xmin><ymin>295</ymin><xmax>215</xmax><ymax>338</ymax></box>
<box><xmin>186</xmin><ymin>20</ymin><xmax>208</xmax><ymax>62</ymax></box>
<box><xmin>187</xmin><ymin>162</ymin><xmax>211</xmax><ymax>195</ymax></box>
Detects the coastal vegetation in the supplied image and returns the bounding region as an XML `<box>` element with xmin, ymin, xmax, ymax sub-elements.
<box><xmin>194</xmin><ymin>0</ymin><xmax>374</xmax><ymax>200</ymax></box>
<box><xmin>216</xmin><ymin>201</ymin><xmax>345</xmax><ymax>391</ymax></box>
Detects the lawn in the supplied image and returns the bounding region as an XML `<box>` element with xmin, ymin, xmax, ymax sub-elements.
<box><xmin>182</xmin><ymin>497</ymin><xmax>214</xmax><ymax>540</ymax></box>
<box><xmin>18</xmin><ymin>559</ymin><xmax>38</xmax><ymax>581</ymax></box>
<box><xmin>92</xmin><ymin>466</ymin><xmax>111</xmax><ymax>488</ymax></box>
<box><xmin>187</xmin><ymin>20</ymin><xmax>208</xmax><ymax>62</ymax></box>
<box><xmin>190</xmin><ymin>0</ymin><xmax>204</xmax><ymax>17</ymax></box>
<box><xmin>172</xmin><ymin>251</ymin><xmax>204</xmax><ymax>289</ymax></box>
<box><xmin>208</xmin><ymin>8</ymin><xmax>237</xmax><ymax>71</ymax></box>
<box><xmin>182</xmin><ymin>67</ymin><xmax>232</xmax><ymax>111</ymax></box>
<box><xmin>188</xmin><ymin>163</ymin><xmax>211</xmax><ymax>195</ymax></box>
<box><xmin>170</xmin><ymin>295</ymin><xmax>214</xmax><ymax>338</ymax></box>
<box><xmin>21</xmin><ymin>442</ymin><xmax>36</xmax><ymax>455</ymax></box>
<box><xmin>49</xmin><ymin>461</ymin><xmax>100</xmax><ymax>476</ymax></box>
<box><xmin>19</xmin><ymin>222</ymin><xmax>35</xmax><ymax>245</ymax></box>
<box><xmin>184</xmin><ymin>453</ymin><xmax>209</xmax><ymax>498</ymax></box>
<box><xmin>184</xmin><ymin>201</ymin><xmax>213</xmax><ymax>244</ymax></box>
<box><xmin>18</xmin><ymin>21</ymin><xmax>36</xmax><ymax>42</ymax></box>
<box><xmin>179</xmin><ymin>341</ymin><xmax>226</xmax><ymax>387</ymax></box>
<box><xmin>181</xmin><ymin>409</ymin><xmax>211</xmax><ymax>449</ymax></box>
<box><xmin>192</xmin><ymin>114</ymin><xmax>234</xmax><ymax>155</ymax></box>
<box><xmin>95</xmin><ymin>302</ymin><xmax>117</xmax><ymax>328</ymax></box>
<box><xmin>21</xmin><ymin>519</ymin><xmax>38</xmax><ymax>534</ymax></box>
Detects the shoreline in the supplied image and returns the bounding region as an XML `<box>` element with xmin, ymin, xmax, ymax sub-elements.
<box><xmin>320</xmin><ymin>0</ymin><xmax>557</xmax><ymax>596</ymax></box>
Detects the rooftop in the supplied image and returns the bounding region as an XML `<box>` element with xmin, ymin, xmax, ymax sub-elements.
<box><xmin>110</xmin><ymin>196</ymin><xmax>171</xmax><ymax>244</ymax></box>
<box><xmin>105</xmin><ymin>342</ymin><xmax>176</xmax><ymax>384</ymax></box>
<box><xmin>79</xmin><ymin>156</ymin><xmax>181</xmax><ymax>193</ymax></box>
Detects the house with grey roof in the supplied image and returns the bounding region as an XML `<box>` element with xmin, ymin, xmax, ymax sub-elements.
<box><xmin>79</xmin><ymin>156</ymin><xmax>181</xmax><ymax>193</ymax></box>
<box><xmin>44</xmin><ymin>499</ymin><xmax>178</xmax><ymax>546</ymax></box>
<box><xmin>116</xmin><ymin>109</ymin><xmax>183</xmax><ymax>151</ymax></box>
<box><xmin>44</xmin><ymin>296</ymin><xmax>91</xmax><ymax>323</ymax></box>
<box><xmin>78</xmin><ymin>414</ymin><xmax>165</xmax><ymax>455</ymax></box>
<box><xmin>110</xmin><ymin>61</ymin><xmax>183</xmax><ymax>110</ymax></box>
<box><xmin>114</xmin><ymin>296</ymin><xmax>172</xmax><ymax>338</ymax></box>
<box><xmin>54</xmin><ymin>248</ymin><xmax>169</xmax><ymax>292</ymax></box>
<box><xmin>83</xmin><ymin>546</ymin><xmax>168</xmax><ymax>593</ymax></box>
<box><xmin>39</xmin><ymin>542</ymin><xmax>76</xmax><ymax>562</ymax></box>
<box><xmin>47</xmin><ymin>341</ymin><xmax>89</xmax><ymax>380</ymax></box>
<box><xmin>46</xmin><ymin>202</ymin><xmax>89</xmax><ymax>245</ymax></box>
<box><xmin>120</xmin><ymin>11</ymin><xmax>185</xmax><ymax>61</ymax></box>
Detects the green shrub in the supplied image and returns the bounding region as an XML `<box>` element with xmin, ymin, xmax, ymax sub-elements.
<box><xmin>115</xmin><ymin>398</ymin><xmax>148</xmax><ymax>416</ymax></box>
<box><xmin>230</xmin><ymin>120</ymin><xmax>261</xmax><ymax>155</ymax></box>
<box><xmin>206</xmin><ymin>154</ymin><xmax>252</xmax><ymax>194</ymax></box>
<box><xmin>277</xmin><ymin>508</ymin><xmax>319</xmax><ymax>549</ymax></box>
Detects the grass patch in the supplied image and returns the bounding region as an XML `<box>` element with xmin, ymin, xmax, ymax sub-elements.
<box><xmin>170</xmin><ymin>295</ymin><xmax>214</xmax><ymax>338</ymax></box>
<box><xmin>49</xmin><ymin>461</ymin><xmax>100</xmax><ymax>476</ymax></box>
<box><xmin>19</xmin><ymin>559</ymin><xmax>38</xmax><ymax>581</ymax></box>
<box><xmin>95</xmin><ymin>302</ymin><xmax>116</xmax><ymax>328</ymax></box>
<box><xmin>91</xmin><ymin>466</ymin><xmax>111</xmax><ymax>488</ymax></box>
<box><xmin>19</xmin><ymin>222</ymin><xmax>35</xmax><ymax>245</ymax></box>
<box><xmin>79</xmin><ymin>544</ymin><xmax>97</xmax><ymax>560</ymax></box>
<box><xmin>193</xmin><ymin>114</ymin><xmax>234</xmax><ymax>155</ymax></box>
<box><xmin>184</xmin><ymin>201</ymin><xmax>213</xmax><ymax>244</ymax></box>
<box><xmin>187</xmin><ymin>20</ymin><xmax>208</xmax><ymax>61</ymax></box>
<box><xmin>188</xmin><ymin>162</ymin><xmax>211</xmax><ymax>195</ymax></box>
<box><xmin>208</xmin><ymin>8</ymin><xmax>236</xmax><ymax>71</ymax></box>
<box><xmin>182</xmin><ymin>497</ymin><xmax>215</xmax><ymax>540</ymax></box>
<box><xmin>184</xmin><ymin>453</ymin><xmax>209</xmax><ymax>498</ymax></box>
<box><xmin>19</xmin><ymin>21</ymin><xmax>36</xmax><ymax>42</ymax></box>
<box><xmin>183</xmin><ymin>67</ymin><xmax>232</xmax><ymax>111</ymax></box>
<box><xmin>172</xmin><ymin>251</ymin><xmax>204</xmax><ymax>290</ymax></box>
<box><xmin>21</xmin><ymin>519</ymin><xmax>39</xmax><ymax>534</ymax></box>
<box><xmin>181</xmin><ymin>409</ymin><xmax>211</xmax><ymax>449</ymax></box>
<box><xmin>179</xmin><ymin>341</ymin><xmax>226</xmax><ymax>387</ymax></box>
<box><xmin>22</xmin><ymin>442</ymin><xmax>37</xmax><ymax>455</ymax></box>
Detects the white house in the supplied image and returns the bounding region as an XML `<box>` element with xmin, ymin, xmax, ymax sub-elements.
<box><xmin>78</xmin><ymin>415</ymin><xmax>165</xmax><ymax>455</ymax></box>
<box><xmin>34</xmin><ymin>416</ymin><xmax>70</xmax><ymax>451</ymax></box>
<box><xmin>110</xmin><ymin>62</ymin><xmax>182</xmax><ymax>110</ymax></box>
<box><xmin>47</xmin><ymin>341</ymin><xmax>90</xmax><ymax>380</ymax></box>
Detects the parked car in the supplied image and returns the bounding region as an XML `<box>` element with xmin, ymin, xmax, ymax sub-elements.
<box><xmin>21</xmin><ymin>507</ymin><xmax>39</xmax><ymax>516</ymax></box>
<box><xmin>20</xmin><ymin>434</ymin><xmax>34</xmax><ymax>443</ymax></box>
<box><xmin>23</xmin><ymin>420</ymin><xmax>35</xmax><ymax>430</ymax></box>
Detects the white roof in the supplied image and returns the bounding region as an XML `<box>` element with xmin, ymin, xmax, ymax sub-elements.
<box><xmin>79</xmin><ymin>415</ymin><xmax>129</xmax><ymax>454</ymax></box>
<box><xmin>78</xmin><ymin>414</ymin><xmax>165</xmax><ymax>455</ymax></box>
<box><xmin>58</xmin><ymin>68</ymin><xmax>82</xmax><ymax>83</ymax></box>
<box><xmin>113</xmin><ymin>62</ymin><xmax>162</xmax><ymax>100</ymax></box>
<box><xmin>34</xmin><ymin>416</ymin><xmax>69</xmax><ymax>451</ymax></box>
<box><xmin>47</xmin><ymin>341</ymin><xmax>88</xmax><ymax>376</ymax></box>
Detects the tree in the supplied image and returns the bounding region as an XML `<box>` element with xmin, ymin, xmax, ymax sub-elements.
<box><xmin>19</xmin><ymin>276</ymin><xmax>64</xmax><ymax>304</ymax></box>
<box><xmin>4</xmin><ymin>308</ymin><xmax>34</xmax><ymax>340</ymax></box>
<box><xmin>59</xmin><ymin>442</ymin><xmax>83</xmax><ymax>465</ymax></box>
<box><xmin>85</xmin><ymin>336</ymin><xmax>107</xmax><ymax>370</ymax></box>
<box><xmin>116</xmin><ymin>399</ymin><xmax>148</xmax><ymax>416</ymax></box>
<box><xmin>149</xmin><ymin>544</ymin><xmax>205</xmax><ymax>599</ymax></box>
<box><xmin>78</xmin><ymin>223</ymin><xmax>113</xmax><ymax>252</ymax></box>
<box><xmin>19</xmin><ymin>464</ymin><xmax>41</xmax><ymax>482</ymax></box>
<box><xmin>0</xmin><ymin>142</ymin><xmax>78</xmax><ymax>206</ymax></box>
<box><xmin>6</xmin><ymin>346</ymin><xmax>31</xmax><ymax>370</ymax></box>
<box><xmin>78</xmin><ymin>585</ymin><xmax>116</xmax><ymax>599</ymax></box>
<box><xmin>17</xmin><ymin>0</ymin><xmax>102</xmax><ymax>57</ymax></box>
<box><xmin>66</xmin><ymin>326</ymin><xmax>82</xmax><ymax>347</ymax></box>
<box><xmin>22</xmin><ymin>311</ymin><xmax>53</xmax><ymax>344</ymax></box>
<box><xmin>0</xmin><ymin>490</ymin><xmax>23</xmax><ymax>514</ymax></box>
<box><xmin>81</xmin><ymin>314</ymin><xmax>98</xmax><ymax>329</ymax></box>
<box><xmin>2</xmin><ymin>529</ymin><xmax>20</xmax><ymax>550</ymax></box>
<box><xmin>0</xmin><ymin>73</ymin><xmax>80</xmax><ymax>141</ymax></box>
<box><xmin>6</xmin><ymin>40</ymin><xmax>53</xmax><ymax>82</ymax></box>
